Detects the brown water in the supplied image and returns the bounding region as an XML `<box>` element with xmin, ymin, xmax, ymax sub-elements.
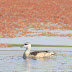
<box><xmin>0</xmin><ymin>47</ymin><xmax>72</xmax><ymax>72</ymax></box>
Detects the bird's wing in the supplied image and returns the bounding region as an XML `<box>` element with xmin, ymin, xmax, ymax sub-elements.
<box><xmin>30</xmin><ymin>51</ymin><xmax>48</xmax><ymax>56</ymax></box>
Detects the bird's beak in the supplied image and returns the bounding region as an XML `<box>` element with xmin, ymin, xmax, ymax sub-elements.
<box><xmin>21</xmin><ymin>45</ymin><xmax>25</xmax><ymax>48</ymax></box>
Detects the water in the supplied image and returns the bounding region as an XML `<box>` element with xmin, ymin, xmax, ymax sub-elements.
<box><xmin>0</xmin><ymin>47</ymin><xmax>72</xmax><ymax>72</ymax></box>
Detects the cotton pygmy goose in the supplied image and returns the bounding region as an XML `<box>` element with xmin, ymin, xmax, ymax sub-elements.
<box><xmin>22</xmin><ymin>42</ymin><xmax>55</xmax><ymax>59</ymax></box>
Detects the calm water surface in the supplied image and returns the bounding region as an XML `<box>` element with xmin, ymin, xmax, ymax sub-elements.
<box><xmin>0</xmin><ymin>47</ymin><xmax>72</xmax><ymax>72</ymax></box>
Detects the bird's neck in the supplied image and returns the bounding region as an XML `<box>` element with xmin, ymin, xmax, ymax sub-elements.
<box><xmin>25</xmin><ymin>48</ymin><xmax>31</xmax><ymax>53</ymax></box>
<box><xmin>24</xmin><ymin>47</ymin><xmax>31</xmax><ymax>58</ymax></box>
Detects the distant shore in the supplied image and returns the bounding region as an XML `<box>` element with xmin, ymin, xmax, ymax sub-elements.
<box><xmin>0</xmin><ymin>44</ymin><xmax>72</xmax><ymax>48</ymax></box>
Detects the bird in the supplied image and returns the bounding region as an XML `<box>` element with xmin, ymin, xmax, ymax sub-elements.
<box><xmin>22</xmin><ymin>42</ymin><xmax>55</xmax><ymax>59</ymax></box>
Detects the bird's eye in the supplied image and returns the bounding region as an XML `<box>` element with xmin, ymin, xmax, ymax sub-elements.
<box><xmin>24</xmin><ymin>44</ymin><xmax>28</xmax><ymax>45</ymax></box>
